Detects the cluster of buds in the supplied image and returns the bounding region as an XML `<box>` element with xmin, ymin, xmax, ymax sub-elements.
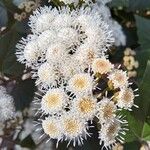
<box><xmin>123</xmin><ymin>48</ymin><xmax>139</xmax><ymax>78</ymax></box>
<box><xmin>14</xmin><ymin>0</ymin><xmax>40</xmax><ymax>21</ymax></box>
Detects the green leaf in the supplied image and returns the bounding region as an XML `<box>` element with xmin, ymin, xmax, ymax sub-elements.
<box><xmin>110</xmin><ymin>0</ymin><xmax>150</xmax><ymax>11</ymax></box>
<box><xmin>20</xmin><ymin>135</ymin><xmax>36</xmax><ymax>149</ymax></box>
<box><xmin>134</xmin><ymin>60</ymin><xmax>150</xmax><ymax>122</ymax></box>
<box><xmin>135</xmin><ymin>15</ymin><xmax>150</xmax><ymax>79</ymax></box>
<box><xmin>128</xmin><ymin>0</ymin><xmax>150</xmax><ymax>11</ymax></box>
<box><xmin>135</xmin><ymin>15</ymin><xmax>150</xmax><ymax>50</ymax></box>
<box><xmin>141</xmin><ymin>123</ymin><xmax>150</xmax><ymax>141</ymax></box>
<box><xmin>0</xmin><ymin>23</ymin><xmax>25</xmax><ymax>76</ymax></box>
<box><xmin>11</xmin><ymin>79</ymin><xmax>35</xmax><ymax>110</ymax></box>
<box><xmin>109</xmin><ymin>0</ymin><xmax>129</xmax><ymax>7</ymax></box>
<box><xmin>123</xmin><ymin>111</ymin><xmax>143</xmax><ymax>142</ymax></box>
<box><xmin>0</xmin><ymin>1</ymin><xmax>8</xmax><ymax>27</ymax></box>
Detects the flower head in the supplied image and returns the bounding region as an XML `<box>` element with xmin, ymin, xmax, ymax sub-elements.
<box><xmin>108</xmin><ymin>69</ymin><xmax>129</xmax><ymax>89</ymax></box>
<box><xmin>0</xmin><ymin>95</ymin><xmax>15</xmax><ymax>122</ymax></box>
<box><xmin>42</xmin><ymin>116</ymin><xmax>63</xmax><ymax>140</ymax></box>
<box><xmin>116</xmin><ymin>88</ymin><xmax>135</xmax><ymax>110</ymax></box>
<box><xmin>97</xmin><ymin>97</ymin><xmax>117</xmax><ymax>124</ymax></box>
<box><xmin>61</xmin><ymin>113</ymin><xmax>89</xmax><ymax>146</ymax></box>
<box><xmin>68</xmin><ymin>73</ymin><xmax>93</xmax><ymax>95</ymax></box>
<box><xmin>92</xmin><ymin>57</ymin><xmax>113</xmax><ymax>74</ymax></box>
<box><xmin>73</xmin><ymin>95</ymin><xmax>97</xmax><ymax>120</ymax></box>
<box><xmin>99</xmin><ymin>117</ymin><xmax>128</xmax><ymax>149</ymax></box>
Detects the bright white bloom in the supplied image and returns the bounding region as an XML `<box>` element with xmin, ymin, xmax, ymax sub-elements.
<box><xmin>73</xmin><ymin>95</ymin><xmax>97</xmax><ymax>120</ymax></box>
<box><xmin>35</xmin><ymin>13</ymin><xmax>55</xmax><ymax>32</ymax></box>
<box><xmin>116</xmin><ymin>88</ymin><xmax>135</xmax><ymax>110</ymax></box>
<box><xmin>46</xmin><ymin>44</ymin><xmax>68</xmax><ymax>63</ymax></box>
<box><xmin>68</xmin><ymin>73</ymin><xmax>93</xmax><ymax>95</ymax></box>
<box><xmin>92</xmin><ymin>57</ymin><xmax>114</xmax><ymax>74</ymax></box>
<box><xmin>36</xmin><ymin>62</ymin><xmax>59</xmax><ymax>88</ymax></box>
<box><xmin>60</xmin><ymin>57</ymin><xmax>83</xmax><ymax>80</ymax></box>
<box><xmin>16</xmin><ymin>35</ymin><xmax>41</xmax><ymax>67</ymax></box>
<box><xmin>17</xmin><ymin>6</ymin><xmax>114</xmax><ymax>71</ymax></box>
<box><xmin>74</xmin><ymin>43</ymin><xmax>99</xmax><ymax>68</ymax></box>
<box><xmin>99</xmin><ymin>117</ymin><xmax>128</xmax><ymax>149</ymax></box>
<box><xmin>23</xmin><ymin>40</ymin><xmax>40</xmax><ymax>62</ymax></box>
<box><xmin>61</xmin><ymin>112</ymin><xmax>89</xmax><ymax>146</ymax></box>
<box><xmin>29</xmin><ymin>6</ymin><xmax>58</xmax><ymax>33</ymax></box>
<box><xmin>41</xmin><ymin>88</ymin><xmax>68</xmax><ymax>114</ymax></box>
<box><xmin>97</xmin><ymin>97</ymin><xmax>116</xmax><ymax>124</ymax></box>
<box><xmin>42</xmin><ymin>116</ymin><xmax>63</xmax><ymax>140</ymax></box>
<box><xmin>57</xmin><ymin>27</ymin><xmax>79</xmax><ymax>48</ymax></box>
<box><xmin>108</xmin><ymin>69</ymin><xmax>129</xmax><ymax>89</ymax></box>
<box><xmin>91</xmin><ymin>2</ymin><xmax>126</xmax><ymax>47</ymax></box>
<box><xmin>0</xmin><ymin>94</ymin><xmax>15</xmax><ymax>122</ymax></box>
<box><xmin>37</xmin><ymin>30</ymin><xmax>57</xmax><ymax>52</ymax></box>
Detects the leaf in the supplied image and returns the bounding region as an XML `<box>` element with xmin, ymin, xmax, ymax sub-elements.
<box><xmin>124</xmin><ymin>141</ymin><xmax>141</xmax><ymax>150</ymax></box>
<box><xmin>141</xmin><ymin>123</ymin><xmax>150</xmax><ymax>141</ymax></box>
<box><xmin>20</xmin><ymin>135</ymin><xmax>36</xmax><ymax>149</ymax></box>
<box><xmin>0</xmin><ymin>1</ymin><xmax>8</xmax><ymax>27</ymax></box>
<box><xmin>135</xmin><ymin>15</ymin><xmax>150</xmax><ymax>79</ymax></box>
<box><xmin>128</xmin><ymin>0</ymin><xmax>150</xmax><ymax>11</ymax></box>
<box><xmin>110</xmin><ymin>0</ymin><xmax>150</xmax><ymax>11</ymax></box>
<box><xmin>135</xmin><ymin>15</ymin><xmax>150</xmax><ymax>50</ymax></box>
<box><xmin>109</xmin><ymin>0</ymin><xmax>129</xmax><ymax>7</ymax></box>
<box><xmin>134</xmin><ymin>60</ymin><xmax>150</xmax><ymax>122</ymax></box>
<box><xmin>11</xmin><ymin>79</ymin><xmax>35</xmax><ymax>110</ymax></box>
<box><xmin>123</xmin><ymin>111</ymin><xmax>143</xmax><ymax>142</ymax></box>
<box><xmin>0</xmin><ymin>23</ymin><xmax>26</xmax><ymax>76</ymax></box>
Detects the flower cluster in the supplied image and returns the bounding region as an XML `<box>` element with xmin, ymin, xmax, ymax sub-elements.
<box><xmin>48</xmin><ymin>0</ymin><xmax>126</xmax><ymax>46</ymax></box>
<box><xmin>123</xmin><ymin>48</ymin><xmax>139</xmax><ymax>78</ymax></box>
<box><xmin>16</xmin><ymin>5</ymin><xmax>137</xmax><ymax>150</ymax></box>
<box><xmin>0</xmin><ymin>86</ymin><xmax>15</xmax><ymax>122</ymax></box>
<box><xmin>14</xmin><ymin>0</ymin><xmax>40</xmax><ymax>21</ymax></box>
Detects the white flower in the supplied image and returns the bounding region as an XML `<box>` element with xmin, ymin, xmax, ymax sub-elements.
<box><xmin>0</xmin><ymin>94</ymin><xmax>15</xmax><ymax>122</ymax></box>
<box><xmin>37</xmin><ymin>30</ymin><xmax>57</xmax><ymax>52</ymax></box>
<box><xmin>35</xmin><ymin>13</ymin><xmax>55</xmax><ymax>32</ymax></box>
<box><xmin>68</xmin><ymin>73</ymin><xmax>93</xmax><ymax>95</ymax></box>
<box><xmin>16</xmin><ymin>35</ymin><xmax>41</xmax><ymax>67</ymax></box>
<box><xmin>57</xmin><ymin>27</ymin><xmax>79</xmax><ymax>47</ymax></box>
<box><xmin>110</xmin><ymin>20</ymin><xmax>126</xmax><ymax>46</ymax></box>
<box><xmin>36</xmin><ymin>62</ymin><xmax>60</xmax><ymax>88</ymax></box>
<box><xmin>116</xmin><ymin>88</ymin><xmax>135</xmax><ymax>110</ymax></box>
<box><xmin>108</xmin><ymin>69</ymin><xmax>129</xmax><ymax>89</ymax></box>
<box><xmin>91</xmin><ymin>3</ymin><xmax>126</xmax><ymax>47</ymax></box>
<box><xmin>92</xmin><ymin>57</ymin><xmax>114</xmax><ymax>74</ymax></box>
<box><xmin>97</xmin><ymin>97</ymin><xmax>117</xmax><ymax>124</ymax></box>
<box><xmin>74</xmin><ymin>43</ymin><xmax>99</xmax><ymax>68</ymax></box>
<box><xmin>29</xmin><ymin>6</ymin><xmax>58</xmax><ymax>33</ymax></box>
<box><xmin>72</xmin><ymin>95</ymin><xmax>97</xmax><ymax>120</ymax></box>
<box><xmin>60</xmin><ymin>57</ymin><xmax>83</xmax><ymax>80</ymax></box>
<box><xmin>99</xmin><ymin>117</ymin><xmax>128</xmax><ymax>149</ymax></box>
<box><xmin>42</xmin><ymin>116</ymin><xmax>63</xmax><ymax>140</ymax></box>
<box><xmin>61</xmin><ymin>112</ymin><xmax>89</xmax><ymax>146</ymax></box>
<box><xmin>23</xmin><ymin>40</ymin><xmax>40</xmax><ymax>63</ymax></box>
<box><xmin>46</xmin><ymin>43</ymin><xmax>68</xmax><ymax>64</ymax></box>
<box><xmin>41</xmin><ymin>88</ymin><xmax>68</xmax><ymax>114</ymax></box>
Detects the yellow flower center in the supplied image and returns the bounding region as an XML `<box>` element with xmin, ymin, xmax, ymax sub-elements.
<box><xmin>122</xmin><ymin>90</ymin><xmax>133</xmax><ymax>103</ymax></box>
<box><xmin>43</xmin><ymin>122</ymin><xmax>59</xmax><ymax>137</ymax></box>
<box><xmin>73</xmin><ymin>78</ymin><xmax>87</xmax><ymax>90</ymax></box>
<box><xmin>103</xmin><ymin>103</ymin><xmax>115</xmax><ymax>119</ymax></box>
<box><xmin>64</xmin><ymin>119</ymin><xmax>79</xmax><ymax>135</ymax></box>
<box><xmin>79</xmin><ymin>98</ymin><xmax>94</xmax><ymax>114</ymax></box>
<box><xmin>44</xmin><ymin>93</ymin><xmax>62</xmax><ymax>108</ymax></box>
